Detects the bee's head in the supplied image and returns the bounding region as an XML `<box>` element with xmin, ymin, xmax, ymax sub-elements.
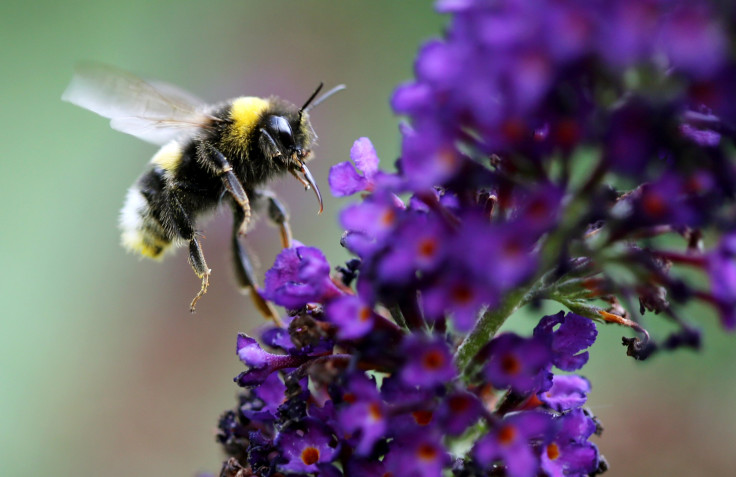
<box><xmin>258</xmin><ymin>83</ymin><xmax>345</xmax><ymax>215</ymax></box>
<box><xmin>262</xmin><ymin>113</ymin><xmax>322</xmax><ymax>214</ymax></box>
<box><xmin>263</xmin><ymin>115</ymin><xmax>307</xmax><ymax>164</ymax></box>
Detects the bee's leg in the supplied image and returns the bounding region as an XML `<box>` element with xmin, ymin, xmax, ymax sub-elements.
<box><xmin>231</xmin><ymin>205</ymin><xmax>283</xmax><ymax>326</ymax></box>
<box><xmin>187</xmin><ymin>236</ymin><xmax>210</xmax><ymax>312</ymax></box>
<box><xmin>167</xmin><ymin>192</ymin><xmax>211</xmax><ymax>312</ymax></box>
<box><xmin>201</xmin><ymin>144</ymin><xmax>252</xmax><ymax>235</ymax></box>
<box><xmin>254</xmin><ymin>190</ymin><xmax>293</xmax><ymax>249</ymax></box>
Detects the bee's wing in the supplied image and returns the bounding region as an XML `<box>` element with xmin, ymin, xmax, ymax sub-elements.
<box><xmin>62</xmin><ymin>62</ymin><xmax>217</xmax><ymax>145</ymax></box>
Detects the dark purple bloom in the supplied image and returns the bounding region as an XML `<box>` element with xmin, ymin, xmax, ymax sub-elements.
<box><xmin>598</xmin><ymin>0</ymin><xmax>661</xmax><ymax>68</ymax></box>
<box><xmin>397</xmin><ymin>124</ymin><xmax>465</xmax><ymax>190</ymax></box>
<box><xmin>384</xmin><ymin>431</ymin><xmax>450</xmax><ymax>477</ymax></box>
<box><xmin>603</xmin><ymin>99</ymin><xmax>661</xmax><ymax>176</ymax></box>
<box><xmin>473</xmin><ymin>411</ymin><xmax>552</xmax><ymax>477</ymax></box>
<box><xmin>513</xmin><ymin>184</ymin><xmax>564</xmax><ymax>237</ymax></box>
<box><xmin>339</xmin><ymin>193</ymin><xmax>405</xmax><ymax>258</ymax></box>
<box><xmin>329</xmin><ymin>137</ymin><xmax>381</xmax><ymax>196</ymax></box>
<box><xmin>706</xmin><ymin>232</ymin><xmax>736</xmax><ymax>329</ymax></box>
<box><xmin>234</xmin><ymin>334</ymin><xmax>308</xmax><ymax>387</ymax></box>
<box><xmin>210</xmin><ymin>1</ymin><xmax>736</xmax><ymax>475</ymax></box>
<box><xmin>275</xmin><ymin>418</ymin><xmax>339</xmax><ymax>473</ymax></box>
<box><xmin>236</xmin><ymin>334</ymin><xmax>283</xmax><ymax>369</ymax></box>
<box><xmin>376</xmin><ymin>213</ymin><xmax>448</xmax><ymax>284</ymax></box>
<box><xmin>262</xmin><ymin>245</ymin><xmax>341</xmax><ymax>309</ymax></box>
<box><xmin>435</xmin><ymin>390</ymin><xmax>483</xmax><ymax>436</ymax></box>
<box><xmin>336</xmin><ymin>373</ymin><xmax>387</xmax><ymax>456</ymax></box>
<box><xmin>679</xmin><ymin>122</ymin><xmax>720</xmax><ymax>147</ymax></box>
<box><xmin>380</xmin><ymin>373</ymin><xmax>436</xmax><ymax>409</ymax></box>
<box><xmin>400</xmin><ymin>335</ymin><xmax>457</xmax><ymax>389</ymax></box>
<box><xmin>659</xmin><ymin>2</ymin><xmax>727</xmax><ymax>78</ymax></box>
<box><xmin>240</xmin><ymin>372</ymin><xmax>286</xmax><ymax>421</ymax></box>
<box><xmin>344</xmin><ymin>459</ymin><xmax>388</xmax><ymax>477</ymax></box>
<box><xmin>534</xmin><ymin>312</ymin><xmax>597</xmax><ymax>372</ymax></box>
<box><xmin>325</xmin><ymin>294</ymin><xmax>376</xmax><ymax>340</ymax></box>
<box><xmin>457</xmin><ymin>217</ymin><xmax>538</xmax><ymax>294</ymax></box>
<box><xmin>422</xmin><ymin>270</ymin><xmax>498</xmax><ymax>331</ymax></box>
<box><xmin>260</xmin><ymin>325</ymin><xmax>295</xmax><ymax>353</ymax></box>
<box><xmin>541</xmin><ymin>409</ymin><xmax>600</xmax><ymax>477</ymax></box>
<box><xmin>623</xmin><ymin>174</ymin><xmax>703</xmax><ymax>228</ymax></box>
<box><xmin>538</xmin><ymin>374</ymin><xmax>591</xmax><ymax>412</ymax></box>
<box><xmin>484</xmin><ymin>333</ymin><xmax>552</xmax><ymax>394</ymax></box>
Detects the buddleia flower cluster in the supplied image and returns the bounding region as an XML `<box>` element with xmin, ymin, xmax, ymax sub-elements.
<box><xmin>208</xmin><ymin>1</ymin><xmax>736</xmax><ymax>476</ymax></box>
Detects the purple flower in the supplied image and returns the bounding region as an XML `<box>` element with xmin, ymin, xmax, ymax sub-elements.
<box><xmin>241</xmin><ymin>372</ymin><xmax>286</xmax><ymax>421</ymax></box>
<box><xmin>706</xmin><ymin>232</ymin><xmax>736</xmax><ymax>329</ymax></box>
<box><xmin>659</xmin><ymin>2</ymin><xmax>727</xmax><ymax>78</ymax></box>
<box><xmin>375</xmin><ymin>212</ymin><xmax>448</xmax><ymax>284</ymax></box>
<box><xmin>263</xmin><ymin>245</ymin><xmax>341</xmax><ymax>309</ymax></box>
<box><xmin>457</xmin><ymin>217</ymin><xmax>538</xmax><ymax>295</ymax></box>
<box><xmin>602</xmin><ymin>99</ymin><xmax>661</xmax><ymax>176</ymax></box>
<box><xmin>400</xmin><ymin>335</ymin><xmax>457</xmax><ymax>389</ymax></box>
<box><xmin>397</xmin><ymin>124</ymin><xmax>465</xmax><ymax>190</ymax></box>
<box><xmin>344</xmin><ymin>459</ymin><xmax>388</xmax><ymax>477</ymax></box>
<box><xmin>234</xmin><ymin>334</ymin><xmax>308</xmax><ymax>387</ymax></box>
<box><xmin>484</xmin><ymin>333</ymin><xmax>553</xmax><ymax>394</ymax></box>
<box><xmin>623</xmin><ymin>174</ymin><xmax>703</xmax><ymax>228</ymax></box>
<box><xmin>339</xmin><ymin>193</ymin><xmax>404</xmax><ymax>258</ymax></box>
<box><xmin>209</xmin><ymin>1</ymin><xmax>736</xmax><ymax>475</ymax></box>
<box><xmin>325</xmin><ymin>294</ymin><xmax>376</xmax><ymax>340</ymax></box>
<box><xmin>435</xmin><ymin>390</ymin><xmax>483</xmax><ymax>436</ymax></box>
<box><xmin>538</xmin><ymin>374</ymin><xmax>591</xmax><ymax>412</ymax></box>
<box><xmin>541</xmin><ymin>409</ymin><xmax>600</xmax><ymax>477</ymax></box>
<box><xmin>336</xmin><ymin>373</ymin><xmax>387</xmax><ymax>456</ymax></box>
<box><xmin>275</xmin><ymin>418</ymin><xmax>339</xmax><ymax>473</ymax></box>
<box><xmin>384</xmin><ymin>431</ymin><xmax>450</xmax><ymax>477</ymax></box>
<box><xmin>473</xmin><ymin>411</ymin><xmax>552</xmax><ymax>477</ymax></box>
<box><xmin>422</xmin><ymin>269</ymin><xmax>498</xmax><ymax>331</ymax></box>
<box><xmin>329</xmin><ymin>137</ymin><xmax>381</xmax><ymax>196</ymax></box>
<box><xmin>534</xmin><ymin>312</ymin><xmax>597</xmax><ymax>372</ymax></box>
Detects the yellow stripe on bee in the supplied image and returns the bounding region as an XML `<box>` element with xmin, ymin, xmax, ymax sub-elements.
<box><xmin>150</xmin><ymin>141</ymin><xmax>183</xmax><ymax>173</ymax></box>
<box><xmin>227</xmin><ymin>96</ymin><xmax>269</xmax><ymax>150</ymax></box>
<box><xmin>121</xmin><ymin>230</ymin><xmax>170</xmax><ymax>259</ymax></box>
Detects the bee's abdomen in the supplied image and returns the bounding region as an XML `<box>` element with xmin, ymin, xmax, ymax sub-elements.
<box><xmin>119</xmin><ymin>143</ymin><xmax>184</xmax><ymax>259</ymax></box>
<box><xmin>119</xmin><ymin>185</ymin><xmax>172</xmax><ymax>259</ymax></box>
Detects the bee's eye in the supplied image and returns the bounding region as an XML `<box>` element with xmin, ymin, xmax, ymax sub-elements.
<box><xmin>266</xmin><ymin>116</ymin><xmax>294</xmax><ymax>150</ymax></box>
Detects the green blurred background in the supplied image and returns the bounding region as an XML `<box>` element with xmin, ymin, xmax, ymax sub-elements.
<box><xmin>0</xmin><ymin>1</ymin><xmax>734</xmax><ymax>476</ymax></box>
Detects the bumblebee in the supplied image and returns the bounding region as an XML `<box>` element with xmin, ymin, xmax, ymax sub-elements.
<box><xmin>62</xmin><ymin>63</ymin><xmax>343</xmax><ymax>319</ymax></box>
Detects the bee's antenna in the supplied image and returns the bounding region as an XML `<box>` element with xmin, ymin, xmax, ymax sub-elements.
<box><xmin>299</xmin><ymin>83</ymin><xmax>346</xmax><ymax>119</ymax></box>
<box><xmin>307</xmin><ymin>84</ymin><xmax>346</xmax><ymax>113</ymax></box>
<box><xmin>299</xmin><ymin>83</ymin><xmax>324</xmax><ymax>119</ymax></box>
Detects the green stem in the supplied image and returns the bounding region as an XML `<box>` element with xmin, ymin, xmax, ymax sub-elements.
<box><xmin>455</xmin><ymin>285</ymin><xmax>530</xmax><ymax>375</ymax></box>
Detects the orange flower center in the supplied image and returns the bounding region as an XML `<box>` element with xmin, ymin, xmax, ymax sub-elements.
<box><xmin>412</xmin><ymin>410</ymin><xmax>434</xmax><ymax>426</ymax></box>
<box><xmin>418</xmin><ymin>237</ymin><xmax>438</xmax><ymax>258</ymax></box>
<box><xmin>358</xmin><ymin>306</ymin><xmax>372</xmax><ymax>322</ymax></box>
<box><xmin>369</xmin><ymin>402</ymin><xmax>383</xmax><ymax>420</ymax></box>
<box><xmin>498</xmin><ymin>425</ymin><xmax>517</xmax><ymax>445</ymax></box>
<box><xmin>500</xmin><ymin>353</ymin><xmax>521</xmax><ymax>375</ymax></box>
<box><xmin>546</xmin><ymin>442</ymin><xmax>561</xmax><ymax>460</ymax></box>
<box><xmin>301</xmin><ymin>446</ymin><xmax>320</xmax><ymax>466</ymax></box>
<box><xmin>417</xmin><ymin>443</ymin><xmax>438</xmax><ymax>461</ymax></box>
<box><xmin>381</xmin><ymin>209</ymin><xmax>396</xmax><ymax>226</ymax></box>
<box><xmin>642</xmin><ymin>192</ymin><xmax>667</xmax><ymax>218</ymax></box>
<box><xmin>451</xmin><ymin>283</ymin><xmax>474</xmax><ymax>305</ymax></box>
<box><xmin>423</xmin><ymin>349</ymin><xmax>445</xmax><ymax>370</ymax></box>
